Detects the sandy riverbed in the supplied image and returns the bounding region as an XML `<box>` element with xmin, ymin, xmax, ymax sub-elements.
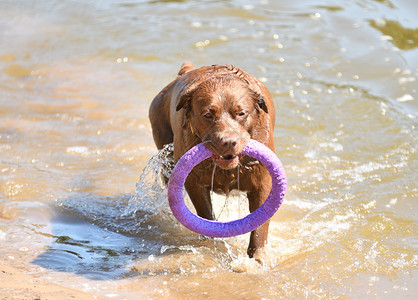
<box><xmin>0</xmin><ymin>259</ymin><xmax>96</xmax><ymax>300</ymax></box>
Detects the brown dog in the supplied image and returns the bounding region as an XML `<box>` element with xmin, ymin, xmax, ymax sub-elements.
<box><xmin>149</xmin><ymin>62</ymin><xmax>275</xmax><ymax>262</ymax></box>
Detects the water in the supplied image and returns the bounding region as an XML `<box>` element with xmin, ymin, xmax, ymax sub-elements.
<box><xmin>0</xmin><ymin>0</ymin><xmax>417</xmax><ymax>298</ymax></box>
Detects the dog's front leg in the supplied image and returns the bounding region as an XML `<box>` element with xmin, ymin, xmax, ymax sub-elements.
<box><xmin>247</xmin><ymin>181</ymin><xmax>271</xmax><ymax>264</ymax></box>
<box><xmin>185</xmin><ymin>174</ymin><xmax>214</xmax><ymax>220</ymax></box>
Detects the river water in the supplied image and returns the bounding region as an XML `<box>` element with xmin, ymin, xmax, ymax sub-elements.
<box><xmin>0</xmin><ymin>0</ymin><xmax>417</xmax><ymax>298</ymax></box>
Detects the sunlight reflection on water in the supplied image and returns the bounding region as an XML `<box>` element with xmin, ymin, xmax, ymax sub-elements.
<box><xmin>0</xmin><ymin>0</ymin><xmax>417</xmax><ymax>298</ymax></box>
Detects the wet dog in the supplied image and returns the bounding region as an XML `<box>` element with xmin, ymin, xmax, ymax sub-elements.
<box><xmin>149</xmin><ymin>62</ymin><xmax>275</xmax><ymax>262</ymax></box>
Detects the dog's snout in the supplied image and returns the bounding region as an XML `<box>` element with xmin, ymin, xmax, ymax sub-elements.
<box><xmin>211</xmin><ymin>131</ymin><xmax>241</xmax><ymax>155</ymax></box>
<box><xmin>222</xmin><ymin>136</ymin><xmax>237</xmax><ymax>150</ymax></box>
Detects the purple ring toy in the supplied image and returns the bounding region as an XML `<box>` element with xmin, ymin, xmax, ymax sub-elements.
<box><xmin>167</xmin><ymin>139</ymin><xmax>287</xmax><ymax>237</ymax></box>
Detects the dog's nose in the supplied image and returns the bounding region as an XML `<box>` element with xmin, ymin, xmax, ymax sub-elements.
<box><xmin>218</xmin><ymin>134</ymin><xmax>238</xmax><ymax>153</ymax></box>
<box><xmin>222</xmin><ymin>137</ymin><xmax>237</xmax><ymax>149</ymax></box>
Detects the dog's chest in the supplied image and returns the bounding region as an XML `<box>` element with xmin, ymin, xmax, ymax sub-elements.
<box><xmin>192</xmin><ymin>158</ymin><xmax>259</xmax><ymax>195</ymax></box>
<box><xmin>211</xmin><ymin>169</ymin><xmax>240</xmax><ymax>195</ymax></box>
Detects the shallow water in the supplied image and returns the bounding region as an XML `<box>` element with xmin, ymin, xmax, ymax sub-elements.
<box><xmin>0</xmin><ymin>0</ymin><xmax>417</xmax><ymax>298</ymax></box>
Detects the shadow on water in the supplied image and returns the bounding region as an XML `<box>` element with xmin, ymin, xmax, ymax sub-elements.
<box><xmin>32</xmin><ymin>145</ymin><xmax>175</xmax><ymax>280</ymax></box>
<box><xmin>32</xmin><ymin>193</ymin><xmax>234</xmax><ymax>280</ymax></box>
<box><xmin>32</xmin><ymin>144</ymin><xmax>233</xmax><ymax>280</ymax></box>
<box><xmin>32</xmin><ymin>194</ymin><xmax>165</xmax><ymax>280</ymax></box>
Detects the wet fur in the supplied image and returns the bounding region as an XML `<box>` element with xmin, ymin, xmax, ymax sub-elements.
<box><xmin>149</xmin><ymin>62</ymin><xmax>276</xmax><ymax>262</ymax></box>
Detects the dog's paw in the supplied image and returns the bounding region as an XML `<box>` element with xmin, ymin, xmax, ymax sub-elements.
<box><xmin>251</xmin><ymin>248</ymin><xmax>267</xmax><ymax>266</ymax></box>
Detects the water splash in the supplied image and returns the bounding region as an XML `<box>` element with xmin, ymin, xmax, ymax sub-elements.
<box><xmin>57</xmin><ymin>143</ymin><xmax>177</xmax><ymax>238</ymax></box>
<box><xmin>123</xmin><ymin>143</ymin><xmax>175</xmax><ymax>219</ymax></box>
<box><xmin>125</xmin><ymin>142</ymin><xmax>249</xmax><ymax>224</ymax></box>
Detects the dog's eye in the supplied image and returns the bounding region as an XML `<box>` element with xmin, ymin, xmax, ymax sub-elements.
<box><xmin>203</xmin><ymin>112</ymin><xmax>213</xmax><ymax>119</ymax></box>
<box><xmin>238</xmin><ymin>111</ymin><xmax>247</xmax><ymax>117</ymax></box>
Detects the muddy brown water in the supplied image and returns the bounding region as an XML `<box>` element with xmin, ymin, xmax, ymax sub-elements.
<box><xmin>0</xmin><ymin>0</ymin><xmax>417</xmax><ymax>298</ymax></box>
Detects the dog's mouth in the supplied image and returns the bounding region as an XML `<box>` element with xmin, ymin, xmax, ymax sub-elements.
<box><xmin>212</xmin><ymin>154</ymin><xmax>240</xmax><ymax>169</ymax></box>
<box><xmin>221</xmin><ymin>155</ymin><xmax>236</xmax><ymax>160</ymax></box>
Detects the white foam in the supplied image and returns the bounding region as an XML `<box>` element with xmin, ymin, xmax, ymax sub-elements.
<box><xmin>66</xmin><ymin>146</ymin><xmax>90</xmax><ymax>155</ymax></box>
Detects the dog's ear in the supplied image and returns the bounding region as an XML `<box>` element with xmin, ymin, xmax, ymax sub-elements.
<box><xmin>177</xmin><ymin>62</ymin><xmax>194</xmax><ymax>77</ymax></box>
<box><xmin>176</xmin><ymin>92</ymin><xmax>192</xmax><ymax>111</ymax></box>
<box><xmin>176</xmin><ymin>91</ymin><xmax>194</xmax><ymax>129</ymax></box>
<box><xmin>257</xmin><ymin>95</ymin><xmax>268</xmax><ymax>113</ymax></box>
<box><xmin>176</xmin><ymin>81</ymin><xmax>200</xmax><ymax>111</ymax></box>
<box><xmin>250</xmin><ymin>89</ymin><xmax>268</xmax><ymax>113</ymax></box>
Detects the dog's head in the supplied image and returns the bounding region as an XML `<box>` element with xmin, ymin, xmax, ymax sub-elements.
<box><xmin>176</xmin><ymin>75</ymin><xmax>270</xmax><ymax>170</ymax></box>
